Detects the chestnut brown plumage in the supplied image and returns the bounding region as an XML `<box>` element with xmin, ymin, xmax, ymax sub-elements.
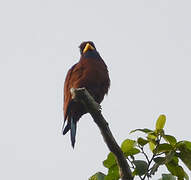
<box><xmin>63</xmin><ymin>41</ymin><xmax>110</xmax><ymax>147</ymax></box>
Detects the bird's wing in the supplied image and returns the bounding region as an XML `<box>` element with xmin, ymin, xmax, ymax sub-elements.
<box><xmin>63</xmin><ymin>63</ymin><xmax>83</xmax><ymax>120</ymax></box>
<box><xmin>64</xmin><ymin>64</ymin><xmax>75</xmax><ymax>119</ymax></box>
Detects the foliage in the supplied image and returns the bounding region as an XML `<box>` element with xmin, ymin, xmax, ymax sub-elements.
<box><xmin>89</xmin><ymin>172</ymin><xmax>106</xmax><ymax>180</ymax></box>
<box><xmin>89</xmin><ymin>115</ymin><xmax>191</xmax><ymax>180</ymax></box>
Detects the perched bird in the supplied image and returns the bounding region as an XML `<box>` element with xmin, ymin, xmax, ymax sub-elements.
<box><xmin>63</xmin><ymin>41</ymin><xmax>110</xmax><ymax>147</ymax></box>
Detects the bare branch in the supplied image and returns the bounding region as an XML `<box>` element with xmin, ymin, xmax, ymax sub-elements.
<box><xmin>71</xmin><ymin>87</ymin><xmax>133</xmax><ymax>180</ymax></box>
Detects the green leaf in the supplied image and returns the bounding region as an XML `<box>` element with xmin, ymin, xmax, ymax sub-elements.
<box><xmin>121</xmin><ymin>139</ymin><xmax>140</xmax><ymax>157</ymax></box>
<box><xmin>103</xmin><ymin>153</ymin><xmax>116</xmax><ymax>168</ymax></box>
<box><xmin>151</xmin><ymin>151</ymin><xmax>176</xmax><ymax>175</ymax></box>
<box><xmin>161</xmin><ymin>174</ymin><xmax>176</xmax><ymax>180</ymax></box>
<box><xmin>154</xmin><ymin>151</ymin><xmax>176</xmax><ymax>165</ymax></box>
<box><xmin>149</xmin><ymin>141</ymin><xmax>156</xmax><ymax>152</ymax></box>
<box><xmin>137</xmin><ymin>137</ymin><xmax>149</xmax><ymax>146</ymax></box>
<box><xmin>177</xmin><ymin>141</ymin><xmax>191</xmax><ymax>171</ymax></box>
<box><xmin>154</xmin><ymin>143</ymin><xmax>173</xmax><ymax>154</ymax></box>
<box><xmin>89</xmin><ymin>172</ymin><xmax>106</xmax><ymax>180</ymax></box>
<box><xmin>177</xmin><ymin>141</ymin><xmax>191</xmax><ymax>151</ymax></box>
<box><xmin>154</xmin><ymin>157</ymin><xmax>166</xmax><ymax>164</ymax></box>
<box><xmin>133</xmin><ymin>160</ymin><xmax>148</xmax><ymax>176</ymax></box>
<box><xmin>156</xmin><ymin>114</ymin><xmax>166</xmax><ymax>130</ymax></box>
<box><xmin>184</xmin><ymin>141</ymin><xmax>191</xmax><ymax>151</ymax></box>
<box><xmin>130</xmin><ymin>128</ymin><xmax>153</xmax><ymax>134</ymax></box>
<box><xmin>103</xmin><ymin>154</ymin><xmax>120</xmax><ymax>180</ymax></box>
<box><xmin>147</xmin><ymin>133</ymin><xmax>157</xmax><ymax>141</ymax></box>
<box><xmin>125</xmin><ymin>148</ymin><xmax>140</xmax><ymax>157</ymax></box>
<box><xmin>147</xmin><ymin>133</ymin><xmax>157</xmax><ymax>152</ymax></box>
<box><xmin>104</xmin><ymin>165</ymin><xmax>119</xmax><ymax>180</ymax></box>
<box><xmin>165</xmin><ymin>151</ymin><xmax>176</xmax><ymax>164</ymax></box>
<box><xmin>178</xmin><ymin>152</ymin><xmax>191</xmax><ymax>171</ymax></box>
<box><xmin>166</xmin><ymin>162</ymin><xmax>187</xmax><ymax>180</ymax></box>
<box><xmin>121</xmin><ymin>139</ymin><xmax>136</xmax><ymax>150</ymax></box>
<box><xmin>177</xmin><ymin>150</ymin><xmax>191</xmax><ymax>171</ymax></box>
<box><xmin>163</xmin><ymin>135</ymin><xmax>177</xmax><ymax>146</ymax></box>
<box><xmin>167</xmin><ymin>155</ymin><xmax>179</xmax><ymax>166</ymax></box>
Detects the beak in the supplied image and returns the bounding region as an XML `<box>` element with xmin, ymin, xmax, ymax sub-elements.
<box><xmin>83</xmin><ymin>43</ymin><xmax>95</xmax><ymax>54</ymax></box>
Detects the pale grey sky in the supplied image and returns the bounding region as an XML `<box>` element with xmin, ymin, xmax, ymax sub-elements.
<box><xmin>0</xmin><ymin>0</ymin><xmax>191</xmax><ymax>179</ymax></box>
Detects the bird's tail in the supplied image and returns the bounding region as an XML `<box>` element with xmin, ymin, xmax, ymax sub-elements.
<box><xmin>62</xmin><ymin>115</ymin><xmax>77</xmax><ymax>148</ymax></box>
<box><xmin>70</xmin><ymin>117</ymin><xmax>77</xmax><ymax>148</ymax></box>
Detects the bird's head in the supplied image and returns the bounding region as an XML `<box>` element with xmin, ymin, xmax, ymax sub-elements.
<box><xmin>79</xmin><ymin>41</ymin><xmax>96</xmax><ymax>55</ymax></box>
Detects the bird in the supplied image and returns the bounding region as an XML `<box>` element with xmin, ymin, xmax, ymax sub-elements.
<box><xmin>63</xmin><ymin>41</ymin><xmax>110</xmax><ymax>148</ymax></box>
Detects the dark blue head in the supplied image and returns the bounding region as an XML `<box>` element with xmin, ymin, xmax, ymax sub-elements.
<box><xmin>79</xmin><ymin>41</ymin><xmax>101</xmax><ymax>58</ymax></box>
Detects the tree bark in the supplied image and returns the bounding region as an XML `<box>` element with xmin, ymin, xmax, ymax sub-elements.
<box><xmin>70</xmin><ymin>88</ymin><xmax>133</xmax><ymax>180</ymax></box>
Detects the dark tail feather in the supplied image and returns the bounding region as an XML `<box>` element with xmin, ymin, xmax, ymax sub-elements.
<box><xmin>62</xmin><ymin>115</ymin><xmax>77</xmax><ymax>148</ymax></box>
<box><xmin>62</xmin><ymin>121</ymin><xmax>71</xmax><ymax>135</ymax></box>
<box><xmin>62</xmin><ymin>100</ymin><xmax>74</xmax><ymax>135</ymax></box>
<box><xmin>70</xmin><ymin>117</ymin><xmax>77</xmax><ymax>148</ymax></box>
<box><xmin>62</xmin><ymin>113</ymin><xmax>71</xmax><ymax>135</ymax></box>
